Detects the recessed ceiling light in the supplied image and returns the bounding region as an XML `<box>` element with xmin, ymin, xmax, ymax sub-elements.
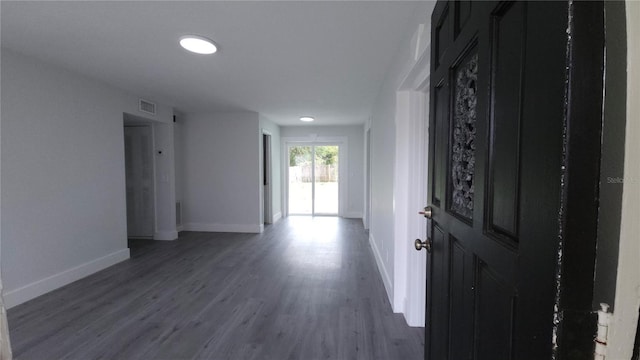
<box><xmin>179</xmin><ymin>35</ymin><xmax>217</xmax><ymax>55</ymax></box>
<box><xmin>300</xmin><ymin>116</ymin><xmax>315</xmax><ymax>122</ymax></box>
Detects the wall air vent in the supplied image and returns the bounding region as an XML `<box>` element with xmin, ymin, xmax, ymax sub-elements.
<box><xmin>139</xmin><ymin>99</ymin><xmax>156</xmax><ymax>115</ymax></box>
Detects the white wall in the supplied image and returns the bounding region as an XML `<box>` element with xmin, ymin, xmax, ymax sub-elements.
<box><xmin>280</xmin><ymin>125</ymin><xmax>364</xmax><ymax>218</ymax></box>
<box><xmin>607</xmin><ymin>2</ymin><xmax>640</xmax><ymax>357</ymax></box>
<box><xmin>181</xmin><ymin>111</ymin><xmax>262</xmax><ymax>233</ymax></box>
<box><xmin>367</xmin><ymin>3</ymin><xmax>433</xmax><ymax>310</ymax></box>
<box><xmin>259</xmin><ymin>115</ymin><xmax>282</xmax><ymax>223</ymax></box>
<box><xmin>1</xmin><ymin>49</ymin><xmax>176</xmax><ymax>307</ymax></box>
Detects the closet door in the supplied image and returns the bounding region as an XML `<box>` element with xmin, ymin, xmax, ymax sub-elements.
<box><xmin>124</xmin><ymin>126</ymin><xmax>154</xmax><ymax>238</ymax></box>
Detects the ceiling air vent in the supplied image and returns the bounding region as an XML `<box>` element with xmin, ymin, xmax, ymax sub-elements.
<box><xmin>139</xmin><ymin>99</ymin><xmax>156</xmax><ymax>115</ymax></box>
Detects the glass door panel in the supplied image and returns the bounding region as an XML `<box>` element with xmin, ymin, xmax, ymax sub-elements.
<box><xmin>288</xmin><ymin>145</ymin><xmax>312</xmax><ymax>214</ymax></box>
<box><xmin>314</xmin><ymin>145</ymin><xmax>339</xmax><ymax>214</ymax></box>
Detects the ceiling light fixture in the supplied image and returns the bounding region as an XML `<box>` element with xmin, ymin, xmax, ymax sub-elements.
<box><xmin>179</xmin><ymin>35</ymin><xmax>218</xmax><ymax>55</ymax></box>
<box><xmin>300</xmin><ymin>116</ymin><xmax>315</xmax><ymax>122</ymax></box>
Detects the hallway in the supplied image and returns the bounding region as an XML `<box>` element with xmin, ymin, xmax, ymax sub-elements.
<box><xmin>8</xmin><ymin>217</ymin><xmax>424</xmax><ymax>359</ymax></box>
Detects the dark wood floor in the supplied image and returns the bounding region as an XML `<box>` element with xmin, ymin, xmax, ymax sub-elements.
<box><xmin>8</xmin><ymin>217</ymin><xmax>424</xmax><ymax>360</ymax></box>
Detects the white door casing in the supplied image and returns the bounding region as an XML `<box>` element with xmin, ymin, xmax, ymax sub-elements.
<box><xmin>392</xmin><ymin>39</ymin><xmax>431</xmax><ymax>327</ymax></box>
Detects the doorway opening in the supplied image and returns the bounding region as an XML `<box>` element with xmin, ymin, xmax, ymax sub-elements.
<box><xmin>288</xmin><ymin>144</ymin><xmax>340</xmax><ymax>216</ymax></box>
<box><xmin>262</xmin><ymin>131</ymin><xmax>273</xmax><ymax>224</ymax></box>
<box><xmin>123</xmin><ymin>120</ymin><xmax>155</xmax><ymax>239</ymax></box>
<box><xmin>364</xmin><ymin>128</ymin><xmax>371</xmax><ymax>229</ymax></box>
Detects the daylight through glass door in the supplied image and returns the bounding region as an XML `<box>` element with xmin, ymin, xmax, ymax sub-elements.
<box><xmin>288</xmin><ymin>145</ymin><xmax>339</xmax><ymax>215</ymax></box>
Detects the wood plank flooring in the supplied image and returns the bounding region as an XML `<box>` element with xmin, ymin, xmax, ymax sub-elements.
<box><xmin>8</xmin><ymin>217</ymin><xmax>424</xmax><ymax>360</ymax></box>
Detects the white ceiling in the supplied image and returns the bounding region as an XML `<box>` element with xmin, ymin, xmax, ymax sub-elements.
<box><xmin>1</xmin><ymin>1</ymin><xmax>430</xmax><ymax>126</ymax></box>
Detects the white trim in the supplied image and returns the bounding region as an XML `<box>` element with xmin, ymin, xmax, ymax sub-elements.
<box><xmin>272</xmin><ymin>211</ymin><xmax>282</xmax><ymax>223</ymax></box>
<box><xmin>393</xmin><ymin>91</ymin><xmax>411</xmax><ymax>314</ymax></box>
<box><xmin>405</xmin><ymin>88</ymin><xmax>429</xmax><ymax>327</ymax></box>
<box><xmin>399</xmin><ymin>43</ymin><xmax>431</xmax><ymax>91</ymax></box>
<box><xmin>363</xmin><ymin>128</ymin><xmax>371</xmax><ymax>230</ymax></box>
<box><xmin>176</xmin><ymin>225</ymin><xmax>184</xmax><ymax>232</ymax></box>
<box><xmin>154</xmin><ymin>230</ymin><xmax>178</xmax><ymax>241</ymax></box>
<box><xmin>369</xmin><ymin>233</ymin><xmax>393</xmax><ymax>305</ymax></box>
<box><xmin>392</xmin><ymin>40</ymin><xmax>431</xmax><ymax>326</ymax></box>
<box><xmin>393</xmin><ymin>89</ymin><xmax>429</xmax><ymax>326</ymax></box>
<box><xmin>183</xmin><ymin>223</ymin><xmax>262</xmax><ymax>233</ymax></box>
<box><xmin>150</xmin><ymin>123</ymin><xmax>159</xmax><ymax>237</ymax></box>
<box><xmin>4</xmin><ymin>249</ymin><xmax>131</xmax><ymax>308</ymax></box>
<box><xmin>607</xmin><ymin>4</ymin><xmax>640</xmax><ymax>357</ymax></box>
<box><xmin>343</xmin><ymin>212</ymin><xmax>363</xmax><ymax>219</ymax></box>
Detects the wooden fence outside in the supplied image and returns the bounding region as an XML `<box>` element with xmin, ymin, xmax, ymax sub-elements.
<box><xmin>289</xmin><ymin>165</ymin><xmax>338</xmax><ymax>182</ymax></box>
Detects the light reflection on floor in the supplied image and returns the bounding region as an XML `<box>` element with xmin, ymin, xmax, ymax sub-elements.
<box><xmin>284</xmin><ymin>216</ymin><xmax>343</xmax><ymax>272</ymax></box>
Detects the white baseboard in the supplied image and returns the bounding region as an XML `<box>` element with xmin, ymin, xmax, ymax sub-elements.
<box><xmin>369</xmin><ymin>233</ymin><xmax>393</xmax><ymax>304</ymax></box>
<box><xmin>154</xmin><ymin>230</ymin><xmax>178</xmax><ymax>241</ymax></box>
<box><xmin>343</xmin><ymin>211</ymin><xmax>363</xmax><ymax>219</ymax></box>
<box><xmin>404</xmin><ymin>294</ymin><xmax>425</xmax><ymax>327</ymax></box>
<box><xmin>4</xmin><ymin>248</ymin><xmax>130</xmax><ymax>309</ymax></box>
<box><xmin>272</xmin><ymin>212</ymin><xmax>282</xmax><ymax>223</ymax></box>
<box><xmin>183</xmin><ymin>223</ymin><xmax>262</xmax><ymax>233</ymax></box>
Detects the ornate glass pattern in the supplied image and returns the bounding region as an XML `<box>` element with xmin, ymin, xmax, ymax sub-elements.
<box><xmin>450</xmin><ymin>53</ymin><xmax>478</xmax><ymax>220</ymax></box>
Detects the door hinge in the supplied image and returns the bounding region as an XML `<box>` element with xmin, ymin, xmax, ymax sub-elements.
<box><xmin>594</xmin><ymin>303</ymin><xmax>612</xmax><ymax>360</ymax></box>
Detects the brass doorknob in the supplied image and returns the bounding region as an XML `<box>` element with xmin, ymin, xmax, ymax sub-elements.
<box><xmin>415</xmin><ymin>238</ymin><xmax>432</xmax><ymax>252</ymax></box>
<box><xmin>419</xmin><ymin>206</ymin><xmax>433</xmax><ymax>219</ymax></box>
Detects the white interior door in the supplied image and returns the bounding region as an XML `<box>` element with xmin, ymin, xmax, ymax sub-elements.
<box><xmin>124</xmin><ymin>126</ymin><xmax>154</xmax><ymax>238</ymax></box>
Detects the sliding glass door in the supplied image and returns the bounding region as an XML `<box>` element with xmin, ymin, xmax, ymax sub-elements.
<box><xmin>288</xmin><ymin>144</ymin><xmax>339</xmax><ymax>215</ymax></box>
<box><xmin>313</xmin><ymin>145</ymin><xmax>339</xmax><ymax>214</ymax></box>
<box><xmin>288</xmin><ymin>145</ymin><xmax>313</xmax><ymax>214</ymax></box>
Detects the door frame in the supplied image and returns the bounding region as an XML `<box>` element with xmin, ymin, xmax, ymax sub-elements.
<box><xmin>363</xmin><ymin>127</ymin><xmax>372</xmax><ymax>229</ymax></box>
<box><xmin>391</xmin><ymin>41</ymin><xmax>431</xmax><ymax>326</ymax></box>
<box><xmin>123</xmin><ymin>112</ymin><xmax>177</xmax><ymax>241</ymax></box>
<box><xmin>608</xmin><ymin>2</ymin><xmax>639</xmax><ymax>357</ymax></box>
<box><xmin>282</xmin><ymin>136</ymin><xmax>348</xmax><ymax>217</ymax></box>
<box><xmin>261</xmin><ymin>129</ymin><xmax>273</xmax><ymax>225</ymax></box>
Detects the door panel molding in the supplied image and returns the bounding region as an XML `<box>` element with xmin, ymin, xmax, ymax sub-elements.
<box><xmin>486</xmin><ymin>1</ymin><xmax>526</xmax><ymax>244</ymax></box>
